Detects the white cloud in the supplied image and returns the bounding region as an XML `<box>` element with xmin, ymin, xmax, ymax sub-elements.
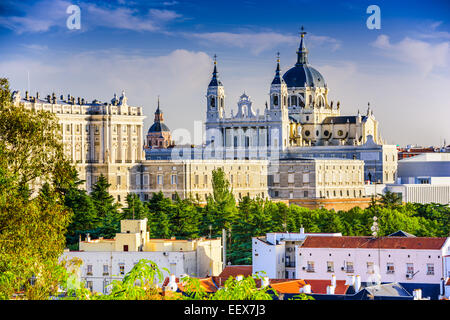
<box><xmin>1</xmin><ymin>49</ymin><xmax>212</xmax><ymax>140</ymax></box>
<box><xmin>372</xmin><ymin>34</ymin><xmax>450</xmax><ymax>74</ymax></box>
<box><xmin>0</xmin><ymin>0</ymin><xmax>182</xmax><ymax>33</ymax></box>
<box><xmin>185</xmin><ymin>31</ymin><xmax>341</xmax><ymax>55</ymax></box>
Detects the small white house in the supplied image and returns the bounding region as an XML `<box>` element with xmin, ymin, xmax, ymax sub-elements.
<box><xmin>60</xmin><ymin>219</ymin><xmax>223</xmax><ymax>294</ymax></box>
<box><xmin>252</xmin><ymin>228</ymin><xmax>342</xmax><ymax>279</ymax></box>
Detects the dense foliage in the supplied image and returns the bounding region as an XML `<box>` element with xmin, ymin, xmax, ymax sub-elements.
<box><xmin>0</xmin><ymin>78</ymin><xmax>75</xmax><ymax>299</ymax></box>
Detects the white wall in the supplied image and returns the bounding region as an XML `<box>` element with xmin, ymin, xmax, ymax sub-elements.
<box><xmin>61</xmin><ymin>251</ymin><xmax>196</xmax><ymax>294</ymax></box>
<box><xmin>252</xmin><ymin>237</ymin><xmax>285</xmax><ymax>279</ymax></box>
<box><xmin>295</xmin><ymin>246</ymin><xmax>446</xmax><ymax>285</ymax></box>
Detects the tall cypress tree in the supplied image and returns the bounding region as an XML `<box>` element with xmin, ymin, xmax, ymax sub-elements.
<box><xmin>90</xmin><ymin>174</ymin><xmax>121</xmax><ymax>238</ymax></box>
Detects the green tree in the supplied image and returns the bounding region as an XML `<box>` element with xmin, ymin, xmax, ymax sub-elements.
<box><xmin>0</xmin><ymin>78</ymin><xmax>74</xmax><ymax>299</ymax></box>
<box><xmin>122</xmin><ymin>193</ymin><xmax>149</xmax><ymax>220</ymax></box>
<box><xmin>146</xmin><ymin>191</ymin><xmax>172</xmax><ymax>238</ymax></box>
<box><xmin>203</xmin><ymin>168</ymin><xmax>237</xmax><ymax>237</ymax></box>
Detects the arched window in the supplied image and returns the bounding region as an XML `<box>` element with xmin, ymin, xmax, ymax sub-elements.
<box><xmin>273</xmin><ymin>95</ymin><xmax>279</xmax><ymax>106</ymax></box>
<box><xmin>210</xmin><ymin>97</ymin><xmax>215</xmax><ymax>108</ymax></box>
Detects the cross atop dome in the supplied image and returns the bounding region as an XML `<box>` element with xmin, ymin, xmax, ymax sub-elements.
<box><xmin>296</xmin><ymin>26</ymin><xmax>309</xmax><ymax>66</ymax></box>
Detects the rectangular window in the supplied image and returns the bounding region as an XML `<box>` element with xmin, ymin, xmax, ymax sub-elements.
<box><xmin>86</xmin><ymin>281</ymin><xmax>93</xmax><ymax>292</ymax></box>
<box><xmin>103</xmin><ymin>264</ymin><xmax>109</xmax><ymax>276</ymax></box>
<box><xmin>86</xmin><ymin>265</ymin><xmax>93</xmax><ymax>276</ymax></box>
<box><xmin>346</xmin><ymin>262</ymin><xmax>354</xmax><ymax>273</ymax></box>
<box><xmin>273</xmin><ymin>174</ymin><xmax>280</xmax><ymax>184</ymax></box>
<box><xmin>123</xmin><ymin>245</ymin><xmax>128</xmax><ymax>252</ymax></box>
<box><xmin>306</xmin><ymin>261</ymin><xmax>315</xmax><ymax>273</ymax></box>
<box><xmin>171</xmin><ymin>174</ymin><xmax>177</xmax><ymax>185</ymax></box>
<box><xmin>303</xmin><ymin>173</ymin><xmax>309</xmax><ymax>183</ymax></box>
<box><xmin>367</xmin><ymin>262</ymin><xmax>374</xmax><ymax>274</ymax></box>
<box><xmin>427</xmin><ymin>263</ymin><xmax>434</xmax><ymax>275</ymax></box>
<box><xmin>407</xmin><ymin>263</ymin><xmax>414</xmax><ymax>274</ymax></box>
<box><xmin>327</xmin><ymin>261</ymin><xmax>334</xmax><ymax>273</ymax></box>
<box><xmin>288</xmin><ymin>173</ymin><xmax>294</xmax><ymax>183</ymax></box>
<box><xmin>157</xmin><ymin>175</ymin><xmax>163</xmax><ymax>185</ymax></box>
<box><xmin>117</xmin><ymin>175</ymin><xmax>121</xmax><ymax>186</ymax></box>
<box><xmin>103</xmin><ymin>280</ymin><xmax>111</xmax><ymax>294</ymax></box>
<box><xmin>387</xmin><ymin>262</ymin><xmax>395</xmax><ymax>274</ymax></box>
<box><xmin>143</xmin><ymin>174</ymin><xmax>149</xmax><ymax>186</ymax></box>
<box><xmin>195</xmin><ymin>175</ymin><xmax>199</xmax><ymax>185</ymax></box>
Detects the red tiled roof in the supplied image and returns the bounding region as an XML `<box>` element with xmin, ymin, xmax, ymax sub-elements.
<box><xmin>162</xmin><ymin>276</ymin><xmax>218</xmax><ymax>293</ymax></box>
<box><xmin>301</xmin><ymin>236</ymin><xmax>447</xmax><ymax>250</ymax></box>
<box><xmin>304</xmin><ymin>279</ymin><xmax>349</xmax><ymax>295</ymax></box>
<box><xmin>216</xmin><ymin>265</ymin><xmax>253</xmax><ymax>285</ymax></box>
<box><xmin>446</xmin><ymin>278</ymin><xmax>450</xmax><ymax>286</ymax></box>
<box><xmin>269</xmin><ymin>279</ymin><xmax>307</xmax><ymax>294</ymax></box>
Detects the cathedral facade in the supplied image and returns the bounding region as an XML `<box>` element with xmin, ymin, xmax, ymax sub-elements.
<box><xmin>204</xmin><ymin>31</ymin><xmax>382</xmax><ymax>153</ymax></box>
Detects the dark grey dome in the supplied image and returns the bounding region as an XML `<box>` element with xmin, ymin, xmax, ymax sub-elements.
<box><xmin>282</xmin><ymin>64</ymin><xmax>326</xmax><ymax>88</ymax></box>
<box><xmin>282</xmin><ymin>30</ymin><xmax>326</xmax><ymax>88</ymax></box>
<box><xmin>148</xmin><ymin>122</ymin><xmax>170</xmax><ymax>133</ymax></box>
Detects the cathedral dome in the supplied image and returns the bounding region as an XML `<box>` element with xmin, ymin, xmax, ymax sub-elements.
<box><xmin>148</xmin><ymin>122</ymin><xmax>170</xmax><ymax>133</ymax></box>
<box><xmin>282</xmin><ymin>28</ymin><xmax>326</xmax><ymax>88</ymax></box>
<box><xmin>282</xmin><ymin>64</ymin><xmax>326</xmax><ymax>88</ymax></box>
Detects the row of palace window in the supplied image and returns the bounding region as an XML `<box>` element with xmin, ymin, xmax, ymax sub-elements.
<box><xmin>304</xmin><ymin>261</ymin><xmax>435</xmax><ymax>275</ymax></box>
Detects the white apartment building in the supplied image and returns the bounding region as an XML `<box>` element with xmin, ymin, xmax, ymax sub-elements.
<box><xmin>253</xmin><ymin>232</ymin><xmax>450</xmax><ymax>299</ymax></box>
<box><xmin>61</xmin><ymin>219</ymin><xmax>223</xmax><ymax>294</ymax></box>
<box><xmin>252</xmin><ymin>229</ymin><xmax>342</xmax><ymax>279</ymax></box>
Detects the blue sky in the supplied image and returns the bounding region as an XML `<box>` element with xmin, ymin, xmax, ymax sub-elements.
<box><xmin>0</xmin><ymin>0</ymin><xmax>449</xmax><ymax>146</ymax></box>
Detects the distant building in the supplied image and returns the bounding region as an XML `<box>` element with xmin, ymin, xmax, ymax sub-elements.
<box><xmin>397</xmin><ymin>146</ymin><xmax>438</xmax><ymax>160</ymax></box>
<box><xmin>146</xmin><ymin>29</ymin><xmax>398</xmax><ymax>186</ymax></box>
<box><xmin>13</xmin><ymin>90</ymin><xmax>146</xmax><ymax>204</ymax></box>
<box><xmin>252</xmin><ymin>229</ymin><xmax>342</xmax><ymax>279</ymax></box>
<box><xmin>145</xmin><ymin>98</ymin><xmax>173</xmax><ymax>149</ymax></box>
<box><xmin>130</xmin><ymin>159</ymin><xmax>268</xmax><ymax>203</ymax></box>
<box><xmin>386</xmin><ymin>153</ymin><xmax>450</xmax><ymax>204</ymax></box>
<box><xmin>269</xmin><ymin>158</ymin><xmax>365</xmax><ymax>201</ymax></box>
<box><xmin>61</xmin><ymin>219</ymin><xmax>222</xmax><ymax>294</ymax></box>
<box><xmin>252</xmin><ymin>230</ymin><xmax>450</xmax><ymax>300</ymax></box>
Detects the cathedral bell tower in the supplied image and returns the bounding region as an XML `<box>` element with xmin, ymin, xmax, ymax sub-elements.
<box><xmin>206</xmin><ymin>55</ymin><xmax>225</xmax><ymax>121</ymax></box>
<box><xmin>266</xmin><ymin>53</ymin><xmax>290</xmax><ymax>150</ymax></box>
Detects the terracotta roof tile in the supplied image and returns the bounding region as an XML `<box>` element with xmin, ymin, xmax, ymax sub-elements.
<box><xmin>303</xmin><ymin>279</ymin><xmax>349</xmax><ymax>295</ymax></box>
<box><xmin>301</xmin><ymin>236</ymin><xmax>447</xmax><ymax>250</ymax></box>
<box><xmin>269</xmin><ymin>279</ymin><xmax>307</xmax><ymax>294</ymax></box>
<box><xmin>216</xmin><ymin>265</ymin><xmax>252</xmax><ymax>285</ymax></box>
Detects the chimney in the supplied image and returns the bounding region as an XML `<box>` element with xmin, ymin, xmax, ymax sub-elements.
<box><xmin>262</xmin><ymin>277</ymin><xmax>269</xmax><ymax>288</ymax></box>
<box><xmin>345</xmin><ymin>275</ymin><xmax>355</xmax><ymax>287</ymax></box>
<box><xmin>355</xmin><ymin>275</ymin><xmax>361</xmax><ymax>292</ymax></box>
<box><xmin>331</xmin><ymin>274</ymin><xmax>336</xmax><ymax>287</ymax></box>
<box><xmin>36</xmin><ymin>92</ymin><xmax>39</xmax><ymax>100</ymax></box>
<box><xmin>301</xmin><ymin>284</ymin><xmax>311</xmax><ymax>294</ymax></box>
<box><xmin>77</xmin><ymin>97</ymin><xmax>81</xmax><ymax>105</ymax></box>
<box><xmin>326</xmin><ymin>285</ymin><xmax>335</xmax><ymax>294</ymax></box>
<box><xmin>166</xmin><ymin>274</ymin><xmax>178</xmax><ymax>292</ymax></box>
<box><xmin>25</xmin><ymin>91</ymin><xmax>29</xmax><ymax>100</ymax></box>
<box><xmin>413</xmin><ymin>289</ymin><xmax>422</xmax><ymax>300</ymax></box>
<box><xmin>300</xmin><ymin>226</ymin><xmax>305</xmax><ymax>234</ymax></box>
